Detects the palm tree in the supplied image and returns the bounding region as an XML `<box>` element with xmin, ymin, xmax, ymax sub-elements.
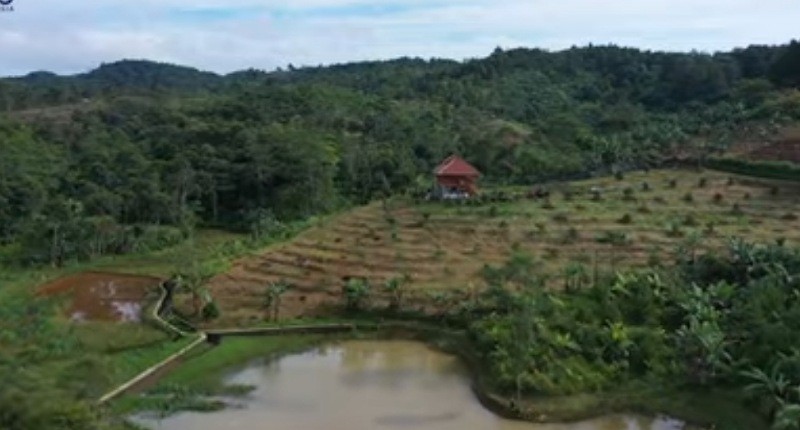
<box><xmin>773</xmin><ymin>401</ymin><xmax>800</xmax><ymax>430</ymax></box>
<box><xmin>742</xmin><ymin>363</ymin><xmax>792</xmax><ymax>417</ymax></box>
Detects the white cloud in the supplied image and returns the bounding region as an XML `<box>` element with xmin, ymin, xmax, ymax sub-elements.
<box><xmin>0</xmin><ymin>0</ymin><xmax>797</xmax><ymax>75</ymax></box>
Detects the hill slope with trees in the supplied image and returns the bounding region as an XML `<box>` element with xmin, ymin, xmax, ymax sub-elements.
<box><xmin>1</xmin><ymin>42</ymin><xmax>800</xmax><ymax>266</ymax></box>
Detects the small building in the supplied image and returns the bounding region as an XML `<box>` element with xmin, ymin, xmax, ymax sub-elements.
<box><xmin>433</xmin><ymin>155</ymin><xmax>481</xmax><ymax>199</ymax></box>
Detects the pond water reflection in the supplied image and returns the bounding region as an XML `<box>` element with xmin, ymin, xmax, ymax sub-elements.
<box><xmin>135</xmin><ymin>340</ymin><xmax>690</xmax><ymax>430</ymax></box>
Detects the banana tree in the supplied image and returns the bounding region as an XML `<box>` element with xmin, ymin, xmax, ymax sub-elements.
<box><xmin>264</xmin><ymin>281</ymin><xmax>290</xmax><ymax>321</ymax></box>
<box><xmin>342</xmin><ymin>279</ymin><xmax>370</xmax><ymax>312</ymax></box>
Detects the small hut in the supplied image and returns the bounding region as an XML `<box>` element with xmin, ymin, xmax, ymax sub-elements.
<box><xmin>432</xmin><ymin>155</ymin><xmax>481</xmax><ymax>199</ymax></box>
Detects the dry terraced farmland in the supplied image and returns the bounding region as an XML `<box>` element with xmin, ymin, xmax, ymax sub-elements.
<box><xmin>207</xmin><ymin>169</ymin><xmax>800</xmax><ymax>326</ymax></box>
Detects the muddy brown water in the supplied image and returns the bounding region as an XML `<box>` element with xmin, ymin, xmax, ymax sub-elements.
<box><xmin>133</xmin><ymin>340</ymin><xmax>691</xmax><ymax>430</ymax></box>
<box><xmin>38</xmin><ymin>272</ymin><xmax>161</xmax><ymax>322</ymax></box>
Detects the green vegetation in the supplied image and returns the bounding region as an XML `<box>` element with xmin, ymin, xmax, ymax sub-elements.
<box><xmin>707</xmin><ymin>157</ymin><xmax>800</xmax><ymax>181</ymax></box>
<box><xmin>457</xmin><ymin>240</ymin><xmax>800</xmax><ymax>429</ymax></box>
<box><xmin>0</xmin><ymin>229</ymin><xmax>268</xmax><ymax>430</ymax></box>
<box><xmin>2</xmin><ymin>40</ymin><xmax>800</xmax><ymax>429</ymax></box>
<box><xmin>3</xmin><ymin>42</ymin><xmax>800</xmax><ymax>267</ymax></box>
<box><xmin>113</xmin><ymin>335</ymin><xmax>325</xmax><ymax>416</ymax></box>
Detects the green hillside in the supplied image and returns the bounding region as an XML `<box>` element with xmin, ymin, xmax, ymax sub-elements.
<box><xmin>2</xmin><ymin>41</ymin><xmax>800</xmax><ymax>430</ymax></box>
<box><xmin>2</xmin><ymin>42</ymin><xmax>800</xmax><ymax>267</ymax></box>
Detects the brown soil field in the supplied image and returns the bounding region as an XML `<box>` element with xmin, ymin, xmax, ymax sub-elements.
<box><xmin>38</xmin><ymin>271</ymin><xmax>162</xmax><ymax>322</ymax></box>
<box><xmin>206</xmin><ymin>169</ymin><xmax>800</xmax><ymax>327</ymax></box>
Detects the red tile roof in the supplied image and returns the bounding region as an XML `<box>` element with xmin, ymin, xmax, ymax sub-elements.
<box><xmin>434</xmin><ymin>155</ymin><xmax>481</xmax><ymax>177</ymax></box>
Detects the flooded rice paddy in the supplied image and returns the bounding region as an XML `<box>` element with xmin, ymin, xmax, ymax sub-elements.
<box><xmin>135</xmin><ymin>340</ymin><xmax>691</xmax><ymax>430</ymax></box>
<box><xmin>38</xmin><ymin>271</ymin><xmax>160</xmax><ymax>322</ymax></box>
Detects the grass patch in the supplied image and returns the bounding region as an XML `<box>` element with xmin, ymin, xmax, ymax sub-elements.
<box><xmin>158</xmin><ymin>335</ymin><xmax>325</xmax><ymax>391</ymax></box>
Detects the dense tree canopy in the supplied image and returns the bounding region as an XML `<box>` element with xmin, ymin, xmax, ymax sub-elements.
<box><xmin>2</xmin><ymin>42</ymin><xmax>800</xmax><ymax>265</ymax></box>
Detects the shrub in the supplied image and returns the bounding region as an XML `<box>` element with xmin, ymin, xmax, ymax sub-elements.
<box><xmin>488</xmin><ymin>205</ymin><xmax>499</xmax><ymax>217</ymax></box>
<box><xmin>727</xmin><ymin>177</ymin><xmax>735</xmax><ymax>186</ymax></box>
<box><xmin>342</xmin><ymin>279</ymin><xmax>370</xmax><ymax>311</ymax></box>
<box><xmin>665</xmin><ymin>222</ymin><xmax>684</xmax><ymax>238</ymax></box>
<box><xmin>697</xmin><ymin>177</ymin><xmax>708</xmax><ymax>188</ymax></box>
<box><xmin>590</xmin><ymin>189</ymin><xmax>603</xmax><ymax>201</ymax></box>
<box><xmin>614</xmin><ymin>171</ymin><xmax>625</xmax><ymax>181</ymax></box>
<box><xmin>640</xmin><ymin>181</ymin><xmax>651</xmax><ymax>192</ymax></box>
<box><xmin>743</xmin><ymin>192</ymin><xmax>751</xmax><ymax>200</ymax></box>
<box><xmin>668</xmin><ymin>179</ymin><xmax>677</xmax><ymax>188</ymax></box>
<box><xmin>637</xmin><ymin>204</ymin><xmax>651</xmax><ymax>214</ymax></box>
<box><xmin>618</xmin><ymin>213</ymin><xmax>633</xmax><ymax>224</ymax></box>
<box><xmin>683</xmin><ymin>214</ymin><xmax>698</xmax><ymax>227</ymax></box>
<box><xmin>781</xmin><ymin>212</ymin><xmax>798</xmax><ymax>221</ymax></box>
<box><xmin>596</xmin><ymin>230</ymin><xmax>629</xmax><ymax>245</ymax></box>
<box><xmin>706</xmin><ymin>157</ymin><xmax>800</xmax><ymax>182</ymax></box>
<box><xmin>731</xmin><ymin>203</ymin><xmax>744</xmax><ymax>215</ymax></box>
<box><xmin>202</xmin><ymin>301</ymin><xmax>221</xmax><ymax>321</ymax></box>
<box><xmin>561</xmin><ymin>227</ymin><xmax>579</xmax><ymax>244</ymax></box>
<box><xmin>712</xmin><ymin>192</ymin><xmax>724</xmax><ymax>204</ymax></box>
<box><xmin>682</xmin><ymin>192</ymin><xmax>694</xmax><ymax>203</ymax></box>
<box><xmin>541</xmin><ymin>199</ymin><xmax>555</xmax><ymax>210</ymax></box>
<box><xmin>770</xmin><ymin>186</ymin><xmax>779</xmax><ymax>196</ymax></box>
<box><xmin>131</xmin><ymin>225</ymin><xmax>186</xmax><ymax>253</ymax></box>
<box><xmin>704</xmin><ymin>222</ymin><xmax>716</xmax><ymax>235</ymax></box>
<box><xmin>622</xmin><ymin>187</ymin><xmax>636</xmax><ymax>201</ymax></box>
<box><xmin>562</xmin><ymin>189</ymin><xmax>574</xmax><ymax>201</ymax></box>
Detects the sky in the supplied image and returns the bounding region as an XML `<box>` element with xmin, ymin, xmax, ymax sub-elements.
<box><xmin>0</xmin><ymin>0</ymin><xmax>798</xmax><ymax>76</ymax></box>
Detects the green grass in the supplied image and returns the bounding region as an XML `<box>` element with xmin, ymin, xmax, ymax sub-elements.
<box><xmin>105</xmin><ymin>335</ymin><xmax>198</xmax><ymax>388</ymax></box>
<box><xmin>112</xmin><ymin>335</ymin><xmax>326</xmax><ymax>415</ymax></box>
<box><xmin>515</xmin><ymin>384</ymin><xmax>767</xmax><ymax>429</ymax></box>
<box><xmin>159</xmin><ymin>335</ymin><xmax>325</xmax><ymax>390</ymax></box>
<box><xmin>0</xmin><ymin>229</ymin><xmax>245</xmax><ymax>300</ymax></box>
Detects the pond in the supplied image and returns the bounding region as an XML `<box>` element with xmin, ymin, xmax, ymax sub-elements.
<box><xmin>134</xmin><ymin>340</ymin><xmax>690</xmax><ymax>430</ymax></box>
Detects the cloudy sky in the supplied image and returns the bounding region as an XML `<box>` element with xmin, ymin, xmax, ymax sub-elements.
<box><xmin>0</xmin><ymin>0</ymin><xmax>798</xmax><ymax>76</ymax></box>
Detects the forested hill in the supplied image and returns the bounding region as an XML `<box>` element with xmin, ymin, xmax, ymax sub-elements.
<box><xmin>1</xmin><ymin>42</ymin><xmax>800</xmax><ymax>266</ymax></box>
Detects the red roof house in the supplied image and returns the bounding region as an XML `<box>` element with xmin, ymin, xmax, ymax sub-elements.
<box><xmin>433</xmin><ymin>155</ymin><xmax>481</xmax><ymax>197</ymax></box>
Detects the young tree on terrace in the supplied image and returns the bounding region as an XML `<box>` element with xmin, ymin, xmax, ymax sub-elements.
<box><xmin>342</xmin><ymin>279</ymin><xmax>370</xmax><ymax>312</ymax></box>
<box><xmin>264</xmin><ymin>281</ymin><xmax>290</xmax><ymax>321</ymax></box>
<box><xmin>383</xmin><ymin>275</ymin><xmax>408</xmax><ymax>311</ymax></box>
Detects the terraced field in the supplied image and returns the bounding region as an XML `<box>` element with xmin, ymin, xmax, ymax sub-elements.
<box><xmin>207</xmin><ymin>169</ymin><xmax>800</xmax><ymax>326</ymax></box>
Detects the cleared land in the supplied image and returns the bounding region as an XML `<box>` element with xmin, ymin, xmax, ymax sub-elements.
<box><xmin>207</xmin><ymin>168</ymin><xmax>800</xmax><ymax>327</ymax></box>
<box><xmin>38</xmin><ymin>271</ymin><xmax>162</xmax><ymax>322</ymax></box>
